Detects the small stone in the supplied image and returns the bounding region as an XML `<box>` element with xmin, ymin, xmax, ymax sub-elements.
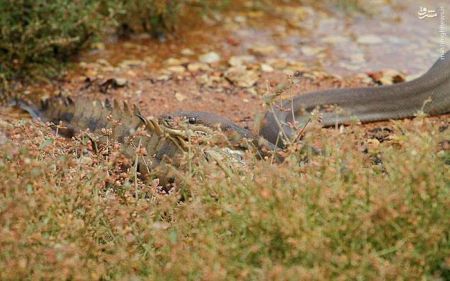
<box><xmin>228</xmin><ymin>55</ymin><xmax>256</xmax><ymax>66</ymax></box>
<box><xmin>267</xmin><ymin>58</ymin><xmax>288</xmax><ymax>69</ymax></box>
<box><xmin>357</xmin><ymin>35</ymin><xmax>383</xmax><ymax>45</ymax></box>
<box><xmin>321</xmin><ymin>35</ymin><xmax>349</xmax><ymax>44</ymax></box>
<box><xmin>260</xmin><ymin>63</ymin><xmax>274</xmax><ymax>72</ymax></box>
<box><xmin>156</xmin><ymin>74</ymin><xmax>170</xmax><ymax>81</ymax></box>
<box><xmin>225</xmin><ymin>66</ymin><xmax>259</xmax><ymax>88</ymax></box>
<box><xmin>181</xmin><ymin>48</ymin><xmax>195</xmax><ymax>56</ymax></box>
<box><xmin>301</xmin><ymin>46</ymin><xmax>324</xmax><ymax>56</ymax></box>
<box><xmin>118</xmin><ymin>59</ymin><xmax>145</xmax><ymax>68</ymax></box>
<box><xmin>234</xmin><ymin>15</ymin><xmax>247</xmax><ymax>23</ymax></box>
<box><xmin>91</xmin><ymin>42</ymin><xmax>105</xmax><ymax>50</ymax></box>
<box><xmin>167</xmin><ymin>66</ymin><xmax>186</xmax><ymax>73</ymax></box>
<box><xmin>199</xmin><ymin>52</ymin><xmax>221</xmax><ymax>64</ymax></box>
<box><xmin>355</xmin><ymin>73</ymin><xmax>374</xmax><ymax>84</ymax></box>
<box><xmin>175</xmin><ymin>92</ymin><xmax>187</xmax><ymax>102</ymax></box>
<box><xmin>249</xmin><ymin>45</ymin><xmax>277</xmax><ymax>56</ymax></box>
<box><xmin>187</xmin><ymin>62</ymin><xmax>211</xmax><ymax>72</ymax></box>
<box><xmin>164</xmin><ymin>57</ymin><xmax>188</xmax><ymax>66</ymax></box>
<box><xmin>96</xmin><ymin>59</ymin><xmax>111</xmax><ymax>66</ymax></box>
<box><xmin>114</xmin><ymin>78</ymin><xmax>128</xmax><ymax>87</ymax></box>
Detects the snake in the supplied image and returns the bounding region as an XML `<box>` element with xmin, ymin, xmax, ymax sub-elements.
<box><xmin>165</xmin><ymin>50</ymin><xmax>450</xmax><ymax>147</ymax></box>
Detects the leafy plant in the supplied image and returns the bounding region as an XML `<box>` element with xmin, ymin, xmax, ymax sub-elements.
<box><xmin>0</xmin><ymin>0</ymin><xmax>117</xmax><ymax>80</ymax></box>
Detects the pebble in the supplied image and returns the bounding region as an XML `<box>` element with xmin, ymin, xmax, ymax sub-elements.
<box><xmin>249</xmin><ymin>45</ymin><xmax>277</xmax><ymax>56</ymax></box>
<box><xmin>199</xmin><ymin>52</ymin><xmax>221</xmax><ymax>64</ymax></box>
<box><xmin>260</xmin><ymin>63</ymin><xmax>274</xmax><ymax>72</ymax></box>
<box><xmin>357</xmin><ymin>35</ymin><xmax>383</xmax><ymax>45</ymax></box>
<box><xmin>175</xmin><ymin>92</ymin><xmax>187</xmax><ymax>102</ymax></box>
<box><xmin>181</xmin><ymin>48</ymin><xmax>195</xmax><ymax>56</ymax></box>
<box><xmin>228</xmin><ymin>55</ymin><xmax>256</xmax><ymax>66</ymax></box>
<box><xmin>187</xmin><ymin>62</ymin><xmax>211</xmax><ymax>72</ymax></box>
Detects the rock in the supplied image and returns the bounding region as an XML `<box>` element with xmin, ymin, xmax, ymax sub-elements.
<box><xmin>260</xmin><ymin>63</ymin><xmax>274</xmax><ymax>72</ymax></box>
<box><xmin>196</xmin><ymin>74</ymin><xmax>210</xmax><ymax>86</ymax></box>
<box><xmin>187</xmin><ymin>62</ymin><xmax>211</xmax><ymax>72</ymax></box>
<box><xmin>164</xmin><ymin>57</ymin><xmax>188</xmax><ymax>66</ymax></box>
<box><xmin>91</xmin><ymin>42</ymin><xmax>105</xmax><ymax>50</ymax></box>
<box><xmin>175</xmin><ymin>92</ymin><xmax>187</xmax><ymax>102</ymax></box>
<box><xmin>355</xmin><ymin>73</ymin><xmax>374</xmax><ymax>85</ymax></box>
<box><xmin>249</xmin><ymin>45</ymin><xmax>277</xmax><ymax>56</ymax></box>
<box><xmin>357</xmin><ymin>35</ymin><xmax>383</xmax><ymax>45</ymax></box>
<box><xmin>118</xmin><ymin>59</ymin><xmax>145</xmax><ymax>68</ymax></box>
<box><xmin>96</xmin><ymin>59</ymin><xmax>111</xmax><ymax>66</ymax></box>
<box><xmin>225</xmin><ymin>66</ymin><xmax>259</xmax><ymax>88</ymax></box>
<box><xmin>181</xmin><ymin>48</ymin><xmax>195</xmax><ymax>56</ymax></box>
<box><xmin>114</xmin><ymin>78</ymin><xmax>128</xmax><ymax>87</ymax></box>
<box><xmin>167</xmin><ymin>66</ymin><xmax>186</xmax><ymax>73</ymax></box>
<box><xmin>228</xmin><ymin>55</ymin><xmax>256</xmax><ymax>66</ymax></box>
<box><xmin>301</xmin><ymin>46</ymin><xmax>324</xmax><ymax>56</ymax></box>
<box><xmin>287</xmin><ymin>61</ymin><xmax>307</xmax><ymax>71</ymax></box>
<box><xmin>156</xmin><ymin>74</ymin><xmax>171</xmax><ymax>81</ymax></box>
<box><xmin>267</xmin><ymin>58</ymin><xmax>288</xmax><ymax>69</ymax></box>
<box><xmin>234</xmin><ymin>15</ymin><xmax>247</xmax><ymax>23</ymax></box>
<box><xmin>321</xmin><ymin>35</ymin><xmax>349</xmax><ymax>44</ymax></box>
<box><xmin>199</xmin><ymin>52</ymin><xmax>221</xmax><ymax>64</ymax></box>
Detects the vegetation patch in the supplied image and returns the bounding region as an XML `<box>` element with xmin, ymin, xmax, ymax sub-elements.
<box><xmin>0</xmin><ymin>118</ymin><xmax>448</xmax><ymax>280</ymax></box>
<box><xmin>0</xmin><ymin>0</ymin><xmax>118</xmax><ymax>81</ymax></box>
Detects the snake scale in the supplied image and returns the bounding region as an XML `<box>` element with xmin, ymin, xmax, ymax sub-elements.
<box><xmin>4</xmin><ymin>50</ymin><xmax>450</xmax><ymax>181</ymax></box>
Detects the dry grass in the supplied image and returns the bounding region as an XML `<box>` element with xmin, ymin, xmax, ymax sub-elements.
<box><xmin>0</xmin><ymin>117</ymin><xmax>449</xmax><ymax>280</ymax></box>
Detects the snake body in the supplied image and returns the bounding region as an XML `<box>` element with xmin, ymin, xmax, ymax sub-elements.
<box><xmin>167</xmin><ymin>51</ymin><xmax>450</xmax><ymax>147</ymax></box>
<box><xmin>260</xmin><ymin>50</ymin><xmax>450</xmax><ymax>146</ymax></box>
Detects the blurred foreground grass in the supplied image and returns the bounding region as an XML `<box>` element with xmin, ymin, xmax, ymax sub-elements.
<box><xmin>0</xmin><ymin>117</ymin><xmax>448</xmax><ymax>280</ymax></box>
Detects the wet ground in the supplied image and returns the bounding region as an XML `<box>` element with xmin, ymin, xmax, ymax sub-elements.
<box><xmin>12</xmin><ymin>1</ymin><xmax>450</xmax><ymax>132</ymax></box>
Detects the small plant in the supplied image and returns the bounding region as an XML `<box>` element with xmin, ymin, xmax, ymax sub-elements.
<box><xmin>0</xmin><ymin>0</ymin><xmax>117</xmax><ymax>81</ymax></box>
<box><xmin>0</xmin><ymin>116</ymin><xmax>448</xmax><ymax>280</ymax></box>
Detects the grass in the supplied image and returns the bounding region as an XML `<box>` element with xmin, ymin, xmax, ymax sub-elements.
<box><xmin>0</xmin><ymin>0</ymin><xmax>380</xmax><ymax>85</ymax></box>
<box><xmin>0</xmin><ymin>0</ymin><xmax>117</xmax><ymax>81</ymax></box>
<box><xmin>0</xmin><ymin>116</ymin><xmax>448</xmax><ymax>280</ymax></box>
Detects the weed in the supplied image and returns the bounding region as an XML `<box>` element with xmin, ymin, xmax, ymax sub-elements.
<box><xmin>0</xmin><ymin>116</ymin><xmax>448</xmax><ymax>280</ymax></box>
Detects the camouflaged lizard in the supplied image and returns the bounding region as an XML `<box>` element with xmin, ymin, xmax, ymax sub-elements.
<box><xmin>1</xmin><ymin>50</ymin><xmax>449</xmax><ymax>182</ymax></box>
<box><xmin>7</xmin><ymin>95</ymin><xmax>274</xmax><ymax>184</ymax></box>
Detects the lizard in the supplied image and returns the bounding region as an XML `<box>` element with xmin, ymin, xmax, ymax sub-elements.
<box><xmin>8</xmin><ymin>95</ymin><xmax>272</xmax><ymax>184</ymax></box>
<box><xmin>1</xmin><ymin>50</ymin><xmax>449</xmax><ymax>180</ymax></box>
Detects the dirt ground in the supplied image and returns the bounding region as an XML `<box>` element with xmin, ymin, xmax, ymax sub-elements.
<box><xmin>3</xmin><ymin>1</ymin><xmax>449</xmax><ymax>134</ymax></box>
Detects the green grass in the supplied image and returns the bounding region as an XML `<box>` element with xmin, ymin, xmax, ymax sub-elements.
<box><xmin>0</xmin><ymin>117</ymin><xmax>448</xmax><ymax>280</ymax></box>
<box><xmin>0</xmin><ymin>0</ymin><xmax>118</xmax><ymax>81</ymax></box>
